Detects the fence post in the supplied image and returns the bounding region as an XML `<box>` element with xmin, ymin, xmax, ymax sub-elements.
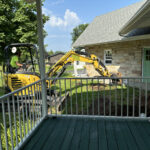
<box><xmin>36</xmin><ymin>0</ymin><xmax>47</xmax><ymax>116</ymax></box>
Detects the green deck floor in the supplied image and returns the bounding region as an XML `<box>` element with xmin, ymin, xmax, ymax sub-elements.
<box><xmin>20</xmin><ymin>117</ymin><xmax>150</xmax><ymax>150</ymax></box>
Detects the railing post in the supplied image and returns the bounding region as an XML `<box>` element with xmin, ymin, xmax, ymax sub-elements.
<box><xmin>36</xmin><ymin>0</ymin><xmax>47</xmax><ymax>116</ymax></box>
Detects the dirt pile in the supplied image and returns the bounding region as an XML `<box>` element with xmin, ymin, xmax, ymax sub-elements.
<box><xmin>88</xmin><ymin>96</ymin><xmax>150</xmax><ymax>117</ymax></box>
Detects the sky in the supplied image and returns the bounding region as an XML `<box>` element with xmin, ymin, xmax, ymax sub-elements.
<box><xmin>43</xmin><ymin>0</ymin><xmax>141</xmax><ymax>52</ymax></box>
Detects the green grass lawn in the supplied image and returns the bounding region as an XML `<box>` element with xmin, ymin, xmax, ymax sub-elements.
<box><xmin>0</xmin><ymin>107</ymin><xmax>41</xmax><ymax>150</ymax></box>
<box><xmin>0</xmin><ymin>112</ymin><xmax>32</xmax><ymax>149</ymax></box>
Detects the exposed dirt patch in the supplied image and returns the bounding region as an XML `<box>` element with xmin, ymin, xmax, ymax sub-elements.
<box><xmin>88</xmin><ymin>96</ymin><xmax>150</xmax><ymax>117</ymax></box>
<box><xmin>90</xmin><ymin>85</ymin><xmax>105</xmax><ymax>91</ymax></box>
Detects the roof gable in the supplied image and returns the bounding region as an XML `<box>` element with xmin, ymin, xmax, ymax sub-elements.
<box><xmin>73</xmin><ymin>0</ymin><xmax>146</xmax><ymax>47</ymax></box>
<box><xmin>119</xmin><ymin>0</ymin><xmax>150</xmax><ymax>35</ymax></box>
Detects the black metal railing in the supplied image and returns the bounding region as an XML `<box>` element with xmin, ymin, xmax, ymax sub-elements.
<box><xmin>48</xmin><ymin>77</ymin><xmax>150</xmax><ymax>118</ymax></box>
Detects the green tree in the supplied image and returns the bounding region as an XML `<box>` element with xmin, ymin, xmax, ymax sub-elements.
<box><xmin>71</xmin><ymin>23</ymin><xmax>89</xmax><ymax>43</ymax></box>
<box><xmin>55</xmin><ymin>51</ymin><xmax>64</xmax><ymax>54</ymax></box>
<box><xmin>0</xmin><ymin>0</ymin><xmax>49</xmax><ymax>62</ymax></box>
<box><xmin>47</xmin><ymin>50</ymin><xmax>54</xmax><ymax>55</ymax></box>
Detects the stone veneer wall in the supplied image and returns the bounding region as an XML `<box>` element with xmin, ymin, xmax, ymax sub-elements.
<box><xmin>85</xmin><ymin>39</ymin><xmax>150</xmax><ymax>77</ymax></box>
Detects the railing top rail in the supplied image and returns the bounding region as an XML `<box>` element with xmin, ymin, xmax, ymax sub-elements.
<box><xmin>47</xmin><ymin>76</ymin><xmax>150</xmax><ymax>80</ymax></box>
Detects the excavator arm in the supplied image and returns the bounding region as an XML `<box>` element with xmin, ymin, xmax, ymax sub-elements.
<box><xmin>46</xmin><ymin>50</ymin><xmax>113</xmax><ymax>80</ymax></box>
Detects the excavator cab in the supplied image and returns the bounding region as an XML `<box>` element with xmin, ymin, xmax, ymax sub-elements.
<box><xmin>4</xmin><ymin>43</ymin><xmax>39</xmax><ymax>73</ymax></box>
<box><xmin>3</xmin><ymin>43</ymin><xmax>41</xmax><ymax>93</ymax></box>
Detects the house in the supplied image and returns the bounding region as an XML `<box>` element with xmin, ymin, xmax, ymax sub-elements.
<box><xmin>73</xmin><ymin>0</ymin><xmax>150</xmax><ymax>78</ymax></box>
<box><xmin>46</xmin><ymin>53</ymin><xmax>65</xmax><ymax>65</ymax></box>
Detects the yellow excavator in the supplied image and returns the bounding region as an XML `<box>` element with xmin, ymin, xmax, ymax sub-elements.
<box><xmin>3</xmin><ymin>43</ymin><xmax>120</xmax><ymax>95</ymax></box>
<box><xmin>47</xmin><ymin>50</ymin><xmax>113</xmax><ymax>83</ymax></box>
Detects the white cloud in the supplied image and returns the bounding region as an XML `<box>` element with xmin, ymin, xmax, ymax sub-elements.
<box><xmin>42</xmin><ymin>7</ymin><xmax>52</xmax><ymax>16</ymax></box>
<box><xmin>49</xmin><ymin>9</ymin><xmax>81</xmax><ymax>29</ymax></box>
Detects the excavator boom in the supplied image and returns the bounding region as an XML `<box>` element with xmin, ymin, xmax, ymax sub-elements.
<box><xmin>47</xmin><ymin>50</ymin><xmax>113</xmax><ymax>80</ymax></box>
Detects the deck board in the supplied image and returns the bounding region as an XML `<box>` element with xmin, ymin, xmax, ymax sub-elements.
<box><xmin>41</xmin><ymin>118</ymin><xmax>67</xmax><ymax>150</ymax></box>
<box><xmin>69</xmin><ymin>119</ymin><xmax>83</xmax><ymax>150</ymax></box>
<box><xmin>78</xmin><ymin>119</ymin><xmax>90</xmax><ymax>150</ymax></box>
<box><xmin>127</xmin><ymin>120</ymin><xmax>148</xmax><ymax>150</ymax></box>
<box><xmin>112</xmin><ymin>120</ymin><xmax>126</xmax><ymax>150</ymax></box>
<box><xmin>105</xmin><ymin>119</ymin><xmax>118</xmax><ymax>150</ymax></box>
<box><xmin>98</xmin><ymin>119</ymin><xmax>108</xmax><ymax>150</ymax></box>
<box><xmin>61</xmin><ymin>119</ymin><xmax>76</xmax><ymax>150</ymax></box>
<box><xmin>51</xmin><ymin>118</ymin><xmax>70</xmax><ymax>150</ymax></box>
<box><xmin>89</xmin><ymin>119</ymin><xmax>98</xmax><ymax>150</ymax></box>
<box><xmin>135</xmin><ymin>121</ymin><xmax>150</xmax><ymax>148</ymax></box>
<box><xmin>115</xmin><ymin>120</ymin><xmax>138</xmax><ymax>150</ymax></box>
<box><xmin>20</xmin><ymin>117</ymin><xmax>150</xmax><ymax>150</ymax></box>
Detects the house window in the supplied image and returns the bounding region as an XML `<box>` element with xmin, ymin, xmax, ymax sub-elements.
<box><xmin>104</xmin><ymin>50</ymin><xmax>112</xmax><ymax>64</ymax></box>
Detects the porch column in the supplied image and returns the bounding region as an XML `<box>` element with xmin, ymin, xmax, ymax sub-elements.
<box><xmin>36</xmin><ymin>0</ymin><xmax>47</xmax><ymax>116</ymax></box>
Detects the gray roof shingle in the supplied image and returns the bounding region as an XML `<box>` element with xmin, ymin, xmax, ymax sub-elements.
<box><xmin>73</xmin><ymin>0</ymin><xmax>146</xmax><ymax>47</ymax></box>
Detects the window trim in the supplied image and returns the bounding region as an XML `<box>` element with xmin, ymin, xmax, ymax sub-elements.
<box><xmin>104</xmin><ymin>49</ymin><xmax>112</xmax><ymax>65</ymax></box>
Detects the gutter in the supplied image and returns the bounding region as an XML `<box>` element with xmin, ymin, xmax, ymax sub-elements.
<box><xmin>119</xmin><ymin>0</ymin><xmax>150</xmax><ymax>36</ymax></box>
<box><xmin>72</xmin><ymin>34</ymin><xmax>150</xmax><ymax>48</ymax></box>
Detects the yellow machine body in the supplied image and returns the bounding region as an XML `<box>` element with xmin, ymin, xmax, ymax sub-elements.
<box><xmin>4</xmin><ymin>73</ymin><xmax>41</xmax><ymax>96</ymax></box>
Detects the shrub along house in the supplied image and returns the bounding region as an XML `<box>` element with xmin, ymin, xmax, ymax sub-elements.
<box><xmin>73</xmin><ymin>0</ymin><xmax>150</xmax><ymax>79</ymax></box>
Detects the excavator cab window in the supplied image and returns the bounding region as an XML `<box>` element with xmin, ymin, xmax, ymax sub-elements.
<box><xmin>3</xmin><ymin>43</ymin><xmax>39</xmax><ymax>74</ymax></box>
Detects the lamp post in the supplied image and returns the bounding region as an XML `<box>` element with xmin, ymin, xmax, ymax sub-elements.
<box><xmin>25</xmin><ymin>0</ymin><xmax>48</xmax><ymax>116</ymax></box>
